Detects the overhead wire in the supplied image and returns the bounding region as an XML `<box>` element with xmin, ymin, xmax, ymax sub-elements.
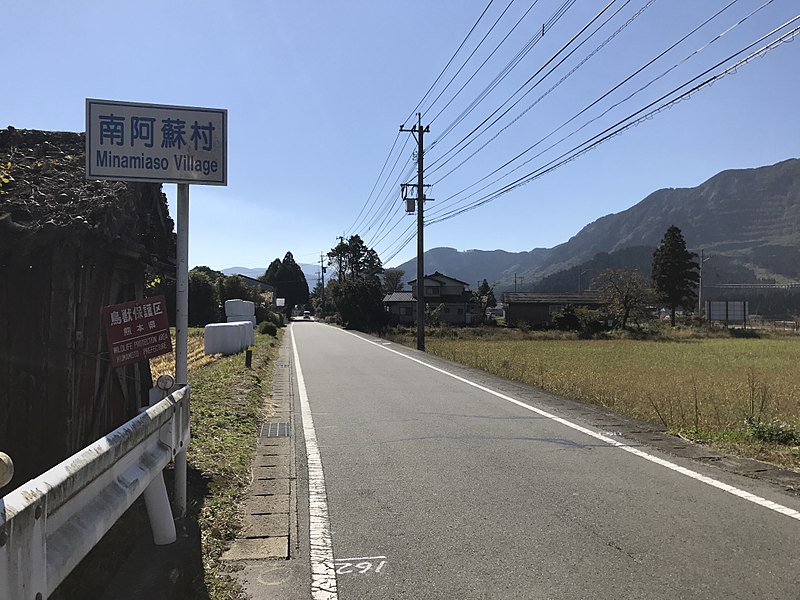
<box><xmin>349</xmin><ymin>0</ymin><xmax>499</xmax><ymax>252</ymax></box>
<box><xmin>403</xmin><ymin>0</ymin><xmax>497</xmax><ymax>125</ymax></box>
<box><xmin>427</xmin><ymin>0</ymin><xmax>579</xmax><ymax>153</ymax></box>
<box><xmin>356</xmin><ymin>135</ymin><xmax>414</xmax><ymax>236</ymax></box>
<box><xmin>428</xmin><ymin>0</ymin><xmax>542</xmax><ymax>130</ymax></box>
<box><xmin>348</xmin><ymin>1</ymin><xmax>496</xmax><ymax>239</ymax></box>
<box><xmin>427</xmin><ymin>0</ymin><xmax>770</xmax><ymax>219</ymax></box>
<box><xmin>426</xmin><ymin>17</ymin><xmax>800</xmax><ymax>225</ymax></box>
<box><xmin>423</xmin><ymin>0</ymin><xmax>619</xmax><ymax>174</ymax></box>
<box><xmin>364</xmin><ymin>159</ymin><xmax>417</xmax><ymax>246</ymax></box>
<box><xmin>345</xmin><ymin>131</ymin><xmax>401</xmax><ymax>234</ymax></box>
<box><xmin>427</xmin><ymin>0</ymin><xmax>642</xmax><ymax>184</ymax></box>
<box><xmin>421</xmin><ymin>0</ymin><xmax>519</xmax><ymax>124</ymax></box>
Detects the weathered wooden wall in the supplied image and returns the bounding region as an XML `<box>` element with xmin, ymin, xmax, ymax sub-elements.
<box><xmin>0</xmin><ymin>242</ymin><xmax>151</xmax><ymax>491</ymax></box>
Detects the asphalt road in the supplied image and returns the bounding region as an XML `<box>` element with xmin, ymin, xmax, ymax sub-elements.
<box><xmin>289</xmin><ymin>322</ymin><xmax>800</xmax><ymax>600</ymax></box>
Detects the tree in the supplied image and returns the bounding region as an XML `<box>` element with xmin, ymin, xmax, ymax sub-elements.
<box><xmin>593</xmin><ymin>267</ymin><xmax>655</xmax><ymax>329</ymax></box>
<box><xmin>327</xmin><ymin>235</ymin><xmax>382</xmax><ymax>282</ymax></box>
<box><xmin>331</xmin><ymin>277</ymin><xmax>387</xmax><ymax>332</ymax></box>
<box><xmin>188</xmin><ymin>269</ymin><xmax>219</xmax><ymax>326</ymax></box>
<box><xmin>259</xmin><ymin>252</ymin><xmax>310</xmax><ymax>319</ymax></box>
<box><xmin>326</xmin><ymin>236</ymin><xmax>385</xmax><ymax>331</ymax></box>
<box><xmin>192</xmin><ymin>265</ymin><xmax>224</xmax><ymax>284</ymax></box>
<box><xmin>652</xmin><ymin>226</ymin><xmax>699</xmax><ymax>326</ymax></box>
<box><xmin>471</xmin><ymin>279</ymin><xmax>497</xmax><ymax>325</ymax></box>
<box><xmin>383</xmin><ymin>268</ymin><xmax>405</xmax><ymax>294</ymax></box>
<box><xmin>309</xmin><ymin>280</ymin><xmax>325</xmax><ymax>317</ymax></box>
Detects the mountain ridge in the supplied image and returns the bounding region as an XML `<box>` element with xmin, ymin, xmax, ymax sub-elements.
<box><xmin>394</xmin><ymin>158</ymin><xmax>800</xmax><ymax>291</ymax></box>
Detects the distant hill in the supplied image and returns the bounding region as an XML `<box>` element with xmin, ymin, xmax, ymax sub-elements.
<box><xmin>394</xmin><ymin>158</ymin><xmax>800</xmax><ymax>292</ymax></box>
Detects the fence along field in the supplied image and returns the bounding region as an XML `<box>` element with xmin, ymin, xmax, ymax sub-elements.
<box><xmin>416</xmin><ymin>333</ymin><xmax>800</xmax><ymax>467</ymax></box>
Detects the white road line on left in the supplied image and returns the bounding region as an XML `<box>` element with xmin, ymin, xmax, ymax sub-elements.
<box><xmin>291</xmin><ymin>324</ymin><xmax>338</xmax><ymax>599</ymax></box>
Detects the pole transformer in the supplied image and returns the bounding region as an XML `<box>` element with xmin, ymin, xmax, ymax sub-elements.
<box><xmin>400</xmin><ymin>113</ymin><xmax>429</xmax><ymax>351</ymax></box>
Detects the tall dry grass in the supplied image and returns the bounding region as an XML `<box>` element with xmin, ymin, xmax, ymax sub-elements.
<box><xmin>149</xmin><ymin>327</ymin><xmax>219</xmax><ymax>379</ymax></box>
<box><xmin>422</xmin><ymin>335</ymin><xmax>800</xmax><ymax>434</ymax></box>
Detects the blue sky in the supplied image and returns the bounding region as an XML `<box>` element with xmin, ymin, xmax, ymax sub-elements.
<box><xmin>6</xmin><ymin>1</ymin><xmax>799</xmax><ymax>272</ymax></box>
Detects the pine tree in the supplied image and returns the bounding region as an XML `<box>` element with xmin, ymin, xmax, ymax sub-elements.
<box><xmin>651</xmin><ymin>226</ymin><xmax>699</xmax><ymax>326</ymax></box>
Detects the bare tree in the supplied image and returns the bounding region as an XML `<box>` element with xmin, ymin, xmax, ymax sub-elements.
<box><xmin>593</xmin><ymin>268</ymin><xmax>655</xmax><ymax>329</ymax></box>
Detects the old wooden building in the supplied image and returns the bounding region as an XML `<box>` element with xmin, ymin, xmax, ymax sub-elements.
<box><xmin>0</xmin><ymin>127</ymin><xmax>174</xmax><ymax>490</ymax></box>
<box><xmin>503</xmin><ymin>292</ymin><xmax>605</xmax><ymax>328</ymax></box>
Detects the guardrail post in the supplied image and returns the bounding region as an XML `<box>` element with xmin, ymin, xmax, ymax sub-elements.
<box><xmin>143</xmin><ymin>472</ymin><xmax>176</xmax><ymax>545</ymax></box>
<box><xmin>0</xmin><ymin>493</ymin><xmax>47</xmax><ymax>600</ymax></box>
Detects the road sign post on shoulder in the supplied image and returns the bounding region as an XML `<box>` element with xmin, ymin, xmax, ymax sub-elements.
<box><xmin>86</xmin><ymin>98</ymin><xmax>227</xmax><ymax>516</ymax></box>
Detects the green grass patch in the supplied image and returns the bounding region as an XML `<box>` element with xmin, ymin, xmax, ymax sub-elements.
<box><xmin>386</xmin><ymin>326</ymin><xmax>800</xmax><ymax>470</ymax></box>
<box><xmin>186</xmin><ymin>330</ymin><xmax>282</xmax><ymax>599</ymax></box>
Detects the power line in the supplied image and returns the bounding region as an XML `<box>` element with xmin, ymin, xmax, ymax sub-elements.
<box><xmin>428</xmin><ymin>0</ymin><xmax>542</xmax><ymax>130</ymax></box>
<box><xmin>427</xmin><ymin>0</ymin><xmax>644</xmax><ymax>182</ymax></box>
<box><xmin>345</xmin><ymin>131</ymin><xmax>401</xmax><ymax>234</ymax></box>
<box><xmin>424</xmin><ymin>0</ymin><xmax>618</xmax><ymax>174</ymax></box>
<box><xmin>404</xmin><ymin>0</ymin><xmax>497</xmax><ymax>124</ymax></box>
<box><xmin>425</xmin><ymin>0</ymin><xmax>581</xmax><ymax>157</ymax></box>
<box><xmin>356</xmin><ymin>136</ymin><xmax>414</xmax><ymax>237</ymax></box>
<box><xmin>428</xmin><ymin>0</ymin><xmax>734</xmax><ymax>189</ymax></box>
<box><xmin>422</xmin><ymin>0</ymin><xmax>519</xmax><ymax>123</ymax></box>
<box><xmin>426</xmin><ymin>20</ymin><xmax>800</xmax><ymax>225</ymax></box>
<box><xmin>427</xmin><ymin>0</ymin><xmax>768</xmax><ymax>219</ymax></box>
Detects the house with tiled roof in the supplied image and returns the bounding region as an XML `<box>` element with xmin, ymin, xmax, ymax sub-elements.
<box><xmin>385</xmin><ymin>271</ymin><xmax>479</xmax><ymax>325</ymax></box>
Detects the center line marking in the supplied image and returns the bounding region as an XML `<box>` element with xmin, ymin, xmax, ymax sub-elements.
<box><xmin>339</xmin><ymin>328</ymin><xmax>800</xmax><ymax>523</ymax></box>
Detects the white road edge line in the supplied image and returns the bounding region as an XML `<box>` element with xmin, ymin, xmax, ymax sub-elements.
<box><xmin>339</xmin><ymin>328</ymin><xmax>800</xmax><ymax>523</ymax></box>
<box><xmin>291</xmin><ymin>325</ymin><xmax>338</xmax><ymax>599</ymax></box>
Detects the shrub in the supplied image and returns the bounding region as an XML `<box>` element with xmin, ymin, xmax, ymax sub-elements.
<box><xmin>259</xmin><ymin>321</ymin><xmax>278</xmax><ymax>337</ymax></box>
<box><xmin>745</xmin><ymin>416</ymin><xmax>799</xmax><ymax>445</ymax></box>
<box><xmin>265</xmin><ymin>311</ymin><xmax>284</xmax><ymax>328</ymax></box>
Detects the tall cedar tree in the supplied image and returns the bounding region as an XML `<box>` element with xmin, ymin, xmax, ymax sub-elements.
<box><xmin>651</xmin><ymin>226</ymin><xmax>699</xmax><ymax>326</ymax></box>
<box><xmin>259</xmin><ymin>252</ymin><xmax>309</xmax><ymax>319</ymax></box>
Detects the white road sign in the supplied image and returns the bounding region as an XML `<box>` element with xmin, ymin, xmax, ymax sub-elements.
<box><xmin>86</xmin><ymin>98</ymin><xmax>227</xmax><ymax>185</ymax></box>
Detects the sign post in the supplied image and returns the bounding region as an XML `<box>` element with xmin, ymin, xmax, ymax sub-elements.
<box><xmin>87</xmin><ymin>98</ymin><xmax>227</xmax><ymax>516</ymax></box>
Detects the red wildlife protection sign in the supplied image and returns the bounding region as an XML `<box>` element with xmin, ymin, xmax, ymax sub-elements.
<box><xmin>102</xmin><ymin>295</ymin><xmax>172</xmax><ymax>368</ymax></box>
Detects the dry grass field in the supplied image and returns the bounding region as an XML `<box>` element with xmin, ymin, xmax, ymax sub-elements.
<box><xmin>149</xmin><ymin>328</ymin><xmax>219</xmax><ymax>379</ymax></box>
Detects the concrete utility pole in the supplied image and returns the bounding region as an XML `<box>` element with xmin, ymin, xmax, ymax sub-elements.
<box><xmin>319</xmin><ymin>252</ymin><xmax>326</xmax><ymax>315</ymax></box>
<box><xmin>698</xmin><ymin>250</ymin><xmax>711</xmax><ymax>319</ymax></box>
<box><xmin>401</xmin><ymin>113</ymin><xmax>430</xmax><ymax>351</ymax></box>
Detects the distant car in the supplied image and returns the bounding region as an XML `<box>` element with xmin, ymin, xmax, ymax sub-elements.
<box><xmin>303</xmin><ymin>311</ymin><xmax>311</xmax><ymax>320</ymax></box>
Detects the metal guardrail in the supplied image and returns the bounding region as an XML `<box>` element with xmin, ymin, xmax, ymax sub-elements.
<box><xmin>0</xmin><ymin>386</ymin><xmax>190</xmax><ymax>600</ymax></box>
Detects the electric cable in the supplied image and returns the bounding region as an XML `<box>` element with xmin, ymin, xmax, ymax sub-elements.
<box><xmin>428</xmin><ymin>0</ymin><xmax>765</xmax><ymax>217</ymax></box>
<box><xmin>426</xmin><ymin>20</ymin><xmax>800</xmax><ymax>225</ymax></box>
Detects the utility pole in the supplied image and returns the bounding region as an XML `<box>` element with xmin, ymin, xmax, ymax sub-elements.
<box><xmin>401</xmin><ymin>113</ymin><xmax>429</xmax><ymax>351</ymax></box>
<box><xmin>336</xmin><ymin>235</ymin><xmax>345</xmax><ymax>283</ymax></box>
<box><xmin>319</xmin><ymin>252</ymin><xmax>326</xmax><ymax>316</ymax></box>
<box><xmin>698</xmin><ymin>250</ymin><xmax>711</xmax><ymax>320</ymax></box>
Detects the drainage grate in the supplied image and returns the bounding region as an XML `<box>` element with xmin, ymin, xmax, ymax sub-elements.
<box><xmin>261</xmin><ymin>422</ymin><xmax>290</xmax><ymax>437</ymax></box>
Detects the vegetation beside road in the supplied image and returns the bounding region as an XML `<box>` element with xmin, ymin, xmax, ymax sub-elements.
<box><xmin>387</xmin><ymin>325</ymin><xmax>800</xmax><ymax>470</ymax></box>
<box><xmin>181</xmin><ymin>328</ymin><xmax>282</xmax><ymax>599</ymax></box>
